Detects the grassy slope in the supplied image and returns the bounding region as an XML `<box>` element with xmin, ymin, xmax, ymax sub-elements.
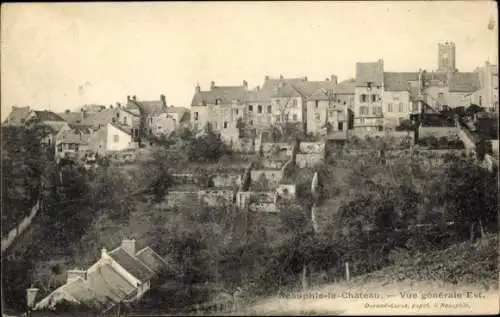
<box><xmin>246</xmin><ymin>234</ymin><xmax>499</xmax><ymax>315</ymax></box>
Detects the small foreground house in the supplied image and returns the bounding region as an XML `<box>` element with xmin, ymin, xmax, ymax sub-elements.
<box><xmin>32</xmin><ymin>239</ymin><xmax>168</xmax><ymax>314</ymax></box>
<box><xmin>55</xmin><ymin>128</ymin><xmax>92</xmax><ymax>159</ymax></box>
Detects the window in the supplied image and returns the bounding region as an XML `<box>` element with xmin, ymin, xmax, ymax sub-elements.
<box><xmin>292</xmin><ymin>114</ymin><xmax>298</xmax><ymax>121</ymax></box>
<box><xmin>371</xmin><ymin>95</ymin><xmax>377</xmax><ymax>102</ymax></box>
<box><xmin>338</xmin><ymin>122</ymin><xmax>343</xmax><ymax>130</ymax></box>
<box><xmin>150</xmin><ymin>118</ymin><xmax>153</xmax><ymax>124</ymax></box>
<box><xmin>360</xmin><ymin>94</ymin><xmax>368</xmax><ymax>102</ymax></box>
<box><xmin>248</xmin><ymin>105</ymin><xmax>253</xmax><ymax>112</ymax></box>
<box><xmin>267</xmin><ymin>105</ymin><xmax>272</xmax><ymax>113</ymax></box>
<box><xmin>117</xmin><ymin>112</ymin><xmax>120</xmax><ymax>118</ymax></box>
<box><xmin>194</xmin><ymin>112</ymin><xmax>199</xmax><ymax>120</ymax></box>
<box><xmin>113</xmin><ymin>134</ymin><xmax>119</xmax><ymax>143</ymax></box>
<box><xmin>398</xmin><ymin>102</ymin><xmax>404</xmax><ymax>112</ymax></box>
<box><xmin>360</xmin><ymin>106</ymin><xmax>368</xmax><ymax>115</ymax></box>
<box><xmin>215</xmin><ymin>99</ymin><xmax>221</xmax><ymax>105</ymax></box>
<box><xmin>258</xmin><ymin>105</ymin><xmax>262</xmax><ymax>113</ymax></box>
<box><xmin>235</xmin><ymin>109</ymin><xmax>239</xmax><ymax>115</ymax></box>
<box><xmin>285</xmin><ymin>114</ymin><xmax>289</xmax><ymax>121</ymax></box>
<box><xmin>479</xmin><ymin>96</ymin><xmax>483</xmax><ymax>106</ymax></box>
<box><xmin>314</xmin><ymin>113</ymin><xmax>321</xmax><ymax>121</ymax></box>
<box><xmin>224</xmin><ymin>121</ymin><xmax>228</xmax><ymax>129</ymax></box>
<box><xmin>276</xmin><ymin>99</ymin><xmax>281</xmax><ymax>106</ymax></box>
<box><xmin>387</xmin><ymin>103</ymin><xmax>393</xmax><ymax>112</ymax></box>
<box><xmin>124</xmin><ymin>116</ymin><xmax>128</xmax><ymax>125</ymax></box>
<box><xmin>292</xmin><ymin>99</ymin><xmax>298</xmax><ymax>106</ymax></box>
<box><xmin>373</xmin><ymin>106</ymin><xmax>382</xmax><ymax>116</ymax></box>
<box><xmin>315</xmin><ymin>101</ymin><xmax>319</xmax><ymax>109</ymax></box>
<box><xmin>275</xmin><ymin>115</ymin><xmax>280</xmax><ymax>122</ymax></box>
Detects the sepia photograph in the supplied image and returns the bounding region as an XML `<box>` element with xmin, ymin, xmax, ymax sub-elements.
<box><xmin>1</xmin><ymin>1</ymin><xmax>499</xmax><ymax>316</ymax></box>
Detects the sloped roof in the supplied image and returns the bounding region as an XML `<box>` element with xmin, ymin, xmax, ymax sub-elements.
<box><xmin>129</xmin><ymin>100</ymin><xmax>167</xmax><ymax>115</ymax></box>
<box><xmin>448</xmin><ymin>72</ymin><xmax>481</xmax><ymax>92</ymax></box>
<box><xmin>136</xmin><ymin>247</ymin><xmax>168</xmax><ymax>274</ymax></box>
<box><xmin>86</xmin><ymin>261</ymin><xmax>137</xmax><ymax>311</ymax></box>
<box><xmin>42</xmin><ymin>121</ymin><xmax>69</xmax><ymax>134</ymax></box>
<box><xmin>191</xmin><ymin>86</ymin><xmax>247</xmax><ymax>106</ymax></box>
<box><xmin>109</xmin><ymin>123</ymin><xmax>133</xmax><ymax>135</ymax></box>
<box><xmin>294</xmin><ymin>80</ymin><xmax>335</xmax><ymax>97</ymax></box>
<box><xmin>333</xmin><ymin>79</ymin><xmax>356</xmax><ymax>94</ymax></box>
<box><xmin>270</xmin><ymin>81</ymin><xmax>303</xmax><ymax>98</ymax></box>
<box><xmin>383</xmin><ymin>72</ymin><xmax>418</xmax><ymax>91</ymax></box>
<box><xmin>58</xmin><ymin>129</ymin><xmax>91</xmax><ymax>144</ymax></box>
<box><xmin>32</xmin><ymin>111</ymin><xmax>65</xmax><ymax>122</ymax></box>
<box><xmin>356</xmin><ymin>61</ymin><xmax>384</xmax><ymax>87</ymax></box>
<box><xmin>109</xmin><ymin>247</ymin><xmax>155</xmax><ymax>282</ymax></box>
<box><xmin>3</xmin><ymin>106</ymin><xmax>31</xmax><ymax>125</ymax></box>
<box><xmin>166</xmin><ymin>106</ymin><xmax>189</xmax><ymax>115</ymax></box>
<box><xmin>80</xmin><ymin>108</ymin><xmax>118</xmax><ymax>127</ymax></box>
<box><xmin>308</xmin><ymin>89</ymin><xmax>330</xmax><ymax>101</ymax></box>
<box><xmin>33</xmin><ymin>279</ymin><xmax>82</xmax><ymax>311</ymax></box>
<box><xmin>57</xmin><ymin>112</ymin><xmax>85</xmax><ymax>125</ymax></box>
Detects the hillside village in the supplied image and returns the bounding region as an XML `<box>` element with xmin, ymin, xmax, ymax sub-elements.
<box><xmin>2</xmin><ymin>42</ymin><xmax>499</xmax><ymax>316</ymax></box>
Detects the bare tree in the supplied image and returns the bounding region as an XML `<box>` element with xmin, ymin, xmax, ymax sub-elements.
<box><xmin>272</xmin><ymin>96</ymin><xmax>300</xmax><ymax>141</ymax></box>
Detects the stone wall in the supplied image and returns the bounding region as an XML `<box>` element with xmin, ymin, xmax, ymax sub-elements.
<box><xmin>296</xmin><ymin>153</ymin><xmax>324</xmax><ymax>168</ymax></box>
<box><xmin>276</xmin><ymin>184</ymin><xmax>296</xmax><ymax>199</ymax></box>
<box><xmin>299</xmin><ymin>142</ymin><xmax>325</xmax><ymax>154</ymax></box>
<box><xmin>261</xmin><ymin>159</ymin><xmax>287</xmax><ymax>169</ymax></box>
<box><xmin>211</xmin><ymin>174</ymin><xmax>242</xmax><ymax>188</ymax></box>
<box><xmin>249</xmin><ymin>192</ymin><xmax>278</xmax><ymax>213</ymax></box>
<box><xmin>419</xmin><ymin>127</ymin><xmax>459</xmax><ymax>139</ymax></box>
<box><xmin>199</xmin><ymin>190</ymin><xmax>235</xmax><ymax>207</ymax></box>
<box><xmin>251</xmin><ymin>170</ymin><xmax>283</xmax><ymax>188</ymax></box>
<box><xmin>164</xmin><ymin>191</ymin><xmax>199</xmax><ymax>208</ymax></box>
<box><xmin>262</xmin><ymin>142</ymin><xmax>293</xmax><ymax>156</ymax></box>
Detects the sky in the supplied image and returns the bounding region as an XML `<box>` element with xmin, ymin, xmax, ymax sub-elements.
<box><xmin>1</xmin><ymin>1</ymin><xmax>498</xmax><ymax>120</ymax></box>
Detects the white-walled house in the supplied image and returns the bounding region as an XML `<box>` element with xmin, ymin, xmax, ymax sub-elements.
<box><xmin>88</xmin><ymin>123</ymin><xmax>137</xmax><ymax>154</ymax></box>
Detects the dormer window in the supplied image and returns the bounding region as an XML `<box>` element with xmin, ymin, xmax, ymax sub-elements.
<box><xmin>248</xmin><ymin>105</ymin><xmax>253</xmax><ymax>112</ymax></box>
<box><xmin>257</xmin><ymin>105</ymin><xmax>262</xmax><ymax>113</ymax></box>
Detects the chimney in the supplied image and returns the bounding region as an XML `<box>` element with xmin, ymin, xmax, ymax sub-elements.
<box><xmin>210</xmin><ymin>81</ymin><xmax>215</xmax><ymax>90</ymax></box>
<box><xmin>26</xmin><ymin>287</ymin><xmax>39</xmax><ymax>310</ymax></box>
<box><xmin>303</xmin><ymin>76</ymin><xmax>308</xmax><ymax>81</ymax></box>
<box><xmin>195</xmin><ymin>83</ymin><xmax>201</xmax><ymax>93</ymax></box>
<box><xmin>330</xmin><ymin>75</ymin><xmax>338</xmax><ymax>85</ymax></box>
<box><xmin>265</xmin><ymin>75</ymin><xmax>269</xmax><ymax>81</ymax></box>
<box><xmin>101</xmin><ymin>247</ymin><xmax>108</xmax><ymax>259</ymax></box>
<box><xmin>127</xmin><ymin>95</ymin><xmax>131</xmax><ymax>102</ymax></box>
<box><xmin>280</xmin><ymin>74</ymin><xmax>284</xmax><ymax>80</ymax></box>
<box><xmin>116</xmin><ymin>102</ymin><xmax>121</xmax><ymax>108</ymax></box>
<box><xmin>243</xmin><ymin>80</ymin><xmax>248</xmax><ymax>89</ymax></box>
<box><xmin>66</xmin><ymin>269</ymin><xmax>86</xmax><ymax>283</ymax></box>
<box><xmin>83</xmin><ymin>110</ymin><xmax>88</xmax><ymax>119</ymax></box>
<box><xmin>121</xmin><ymin>239</ymin><xmax>136</xmax><ymax>256</ymax></box>
<box><xmin>132</xmin><ymin>95</ymin><xmax>137</xmax><ymax>101</ymax></box>
<box><xmin>256</xmin><ymin>85</ymin><xmax>260</xmax><ymax>91</ymax></box>
<box><xmin>160</xmin><ymin>94</ymin><xmax>166</xmax><ymax>106</ymax></box>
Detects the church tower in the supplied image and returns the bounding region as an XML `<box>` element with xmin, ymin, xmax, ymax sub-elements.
<box><xmin>437</xmin><ymin>42</ymin><xmax>457</xmax><ymax>73</ymax></box>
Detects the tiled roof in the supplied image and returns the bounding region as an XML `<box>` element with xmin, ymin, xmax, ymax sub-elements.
<box><xmin>136</xmin><ymin>247</ymin><xmax>168</xmax><ymax>274</ymax></box>
<box><xmin>383</xmin><ymin>72</ymin><xmax>418</xmax><ymax>91</ymax></box>
<box><xmin>32</xmin><ymin>111</ymin><xmax>65</xmax><ymax>122</ymax></box>
<box><xmin>57</xmin><ymin>112</ymin><xmax>85</xmax><ymax>125</ymax></box>
<box><xmin>109</xmin><ymin>123</ymin><xmax>133</xmax><ymax>135</ymax></box>
<box><xmin>42</xmin><ymin>121</ymin><xmax>69</xmax><ymax>134</ymax></box>
<box><xmin>63</xmin><ymin>277</ymin><xmax>105</xmax><ymax>311</ymax></box>
<box><xmin>33</xmin><ymin>279</ymin><xmax>83</xmax><ymax>311</ymax></box>
<box><xmin>59</xmin><ymin>129</ymin><xmax>91</xmax><ymax>144</ymax></box>
<box><xmin>295</xmin><ymin>81</ymin><xmax>335</xmax><ymax>98</ymax></box>
<box><xmin>109</xmin><ymin>247</ymin><xmax>155</xmax><ymax>282</ymax></box>
<box><xmin>130</xmin><ymin>100</ymin><xmax>167</xmax><ymax>115</ymax></box>
<box><xmin>191</xmin><ymin>86</ymin><xmax>247</xmax><ymax>106</ymax></box>
<box><xmin>86</xmin><ymin>261</ymin><xmax>137</xmax><ymax>311</ymax></box>
<box><xmin>3</xmin><ymin>106</ymin><xmax>31</xmax><ymax>126</ymax></box>
<box><xmin>356</xmin><ymin>61</ymin><xmax>384</xmax><ymax>87</ymax></box>
<box><xmin>165</xmin><ymin>106</ymin><xmax>189</xmax><ymax>115</ymax></box>
<box><xmin>333</xmin><ymin>79</ymin><xmax>356</xmax><ymax>94</ymax></box>
<box><xmin>270</xmin><ymin>81</ymin><xmax>303</xmax><ymax>98</ymax></box>
<box><xmin>448</xmin><ymin>72</ymin><xmax>481</xmax><ymax>92</ymax></box>
<box><xmin>80</xmin><ymin>109</ymin><xmax>118</xmax><ymax>127</ymax></box>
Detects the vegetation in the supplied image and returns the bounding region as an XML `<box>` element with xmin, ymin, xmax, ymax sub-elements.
<box><xmin>2</xmin><ymin>122</ymin><xmax>498</xmax><ymax>314</ymax></box>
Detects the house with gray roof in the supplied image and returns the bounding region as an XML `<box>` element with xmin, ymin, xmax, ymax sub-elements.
<box><xmin>32</xmin><ymin>239</ymin><xmax>168</xmax><ymax>314</ymax></box>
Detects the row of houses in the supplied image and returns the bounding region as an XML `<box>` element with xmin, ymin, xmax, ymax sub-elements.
<box><xmin>3</xmin><ymin>96</ymin><xmax>191</xmax><ymax>160</ymax></box>
<box><xmin>189</xmin><ymin>42</ymin><xmax>498</xmax><ymax>143</ymax></box>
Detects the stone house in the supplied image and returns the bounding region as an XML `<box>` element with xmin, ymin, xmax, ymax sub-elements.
<box><xmin>125</xmin><ymin>94</ymin><xmax>171</xmax><ymax>137</ymax></box>
<box><xmin>354</xmin><ymin>59</ymin><xmax>385</xmax><ymax>132</ymax></box>
<box><xmin>32</xmin><ymin>239</ymin><xmax>167</xmax><ymax>314</ymax></box>
<box><xmin>87</xmin><ymin>123</ymin><xmax>136</xmax><ymax>154</ymax></box>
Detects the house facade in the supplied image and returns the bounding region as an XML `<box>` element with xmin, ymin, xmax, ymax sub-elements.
<box><xmin>354</xmin><ymin>59</ymin><xmax>385</xmax><ymax>132</ymax></box>
<box><xmin>125</xmin><ymin>94</ymin><xmax>175</xmax><ymax>137</ymax></box>
<box><xmin>87</xmin><ymin>123</ymin><xmax>136</xmax><ymax>154</ymax></box>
